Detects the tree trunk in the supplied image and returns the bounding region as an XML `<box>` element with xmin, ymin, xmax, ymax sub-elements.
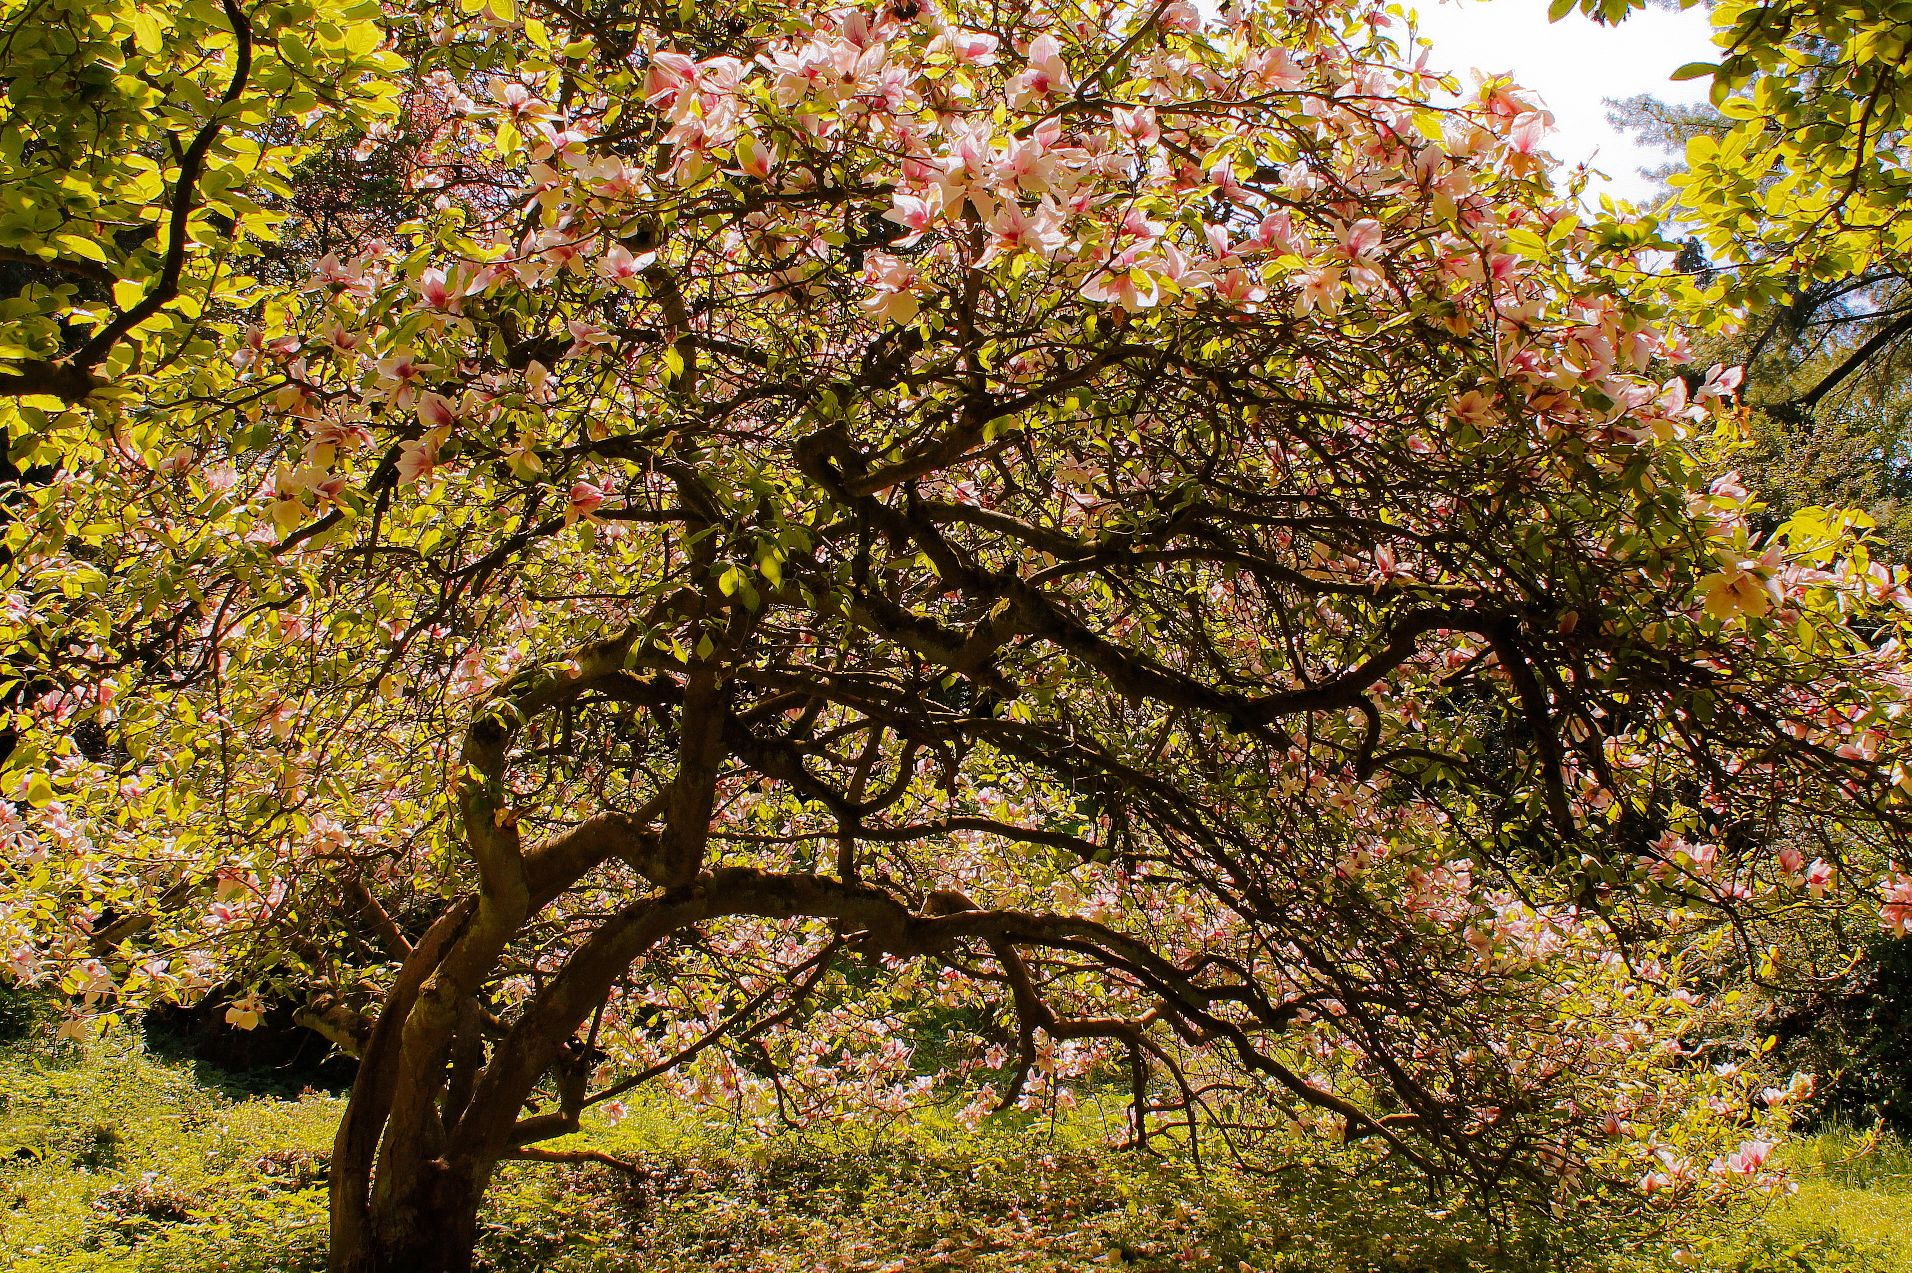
<box><xmin>323</xmin><ymin>886</ymin><xmax>694</xmax><ymax>1273</ymax></box>
<box><xmin>330</xmin><ymin>1154</ymin><xmax>488</xmax><ymax>1273</ymax></box>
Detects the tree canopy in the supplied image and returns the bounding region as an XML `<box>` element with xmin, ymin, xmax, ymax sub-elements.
<box><xmin>4</xmin><ymin>1</ymin><xmax>1912</xmax><ymax>1270</ymax></box>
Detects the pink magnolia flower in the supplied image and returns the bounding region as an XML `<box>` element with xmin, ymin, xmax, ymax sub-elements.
<box><xmin>1836</xmin><ymin>729</ymin><xmax>1882</xmax><ymax>763</ymax></box>
<box><xmin>1479</xmin><ymin>76</ymin><xmax>1537</xmax><ymax>122</ymax></box>
<box><xmin>71</xmin><ymin>957</ymin><xmax>115</xmax><ymax>1000</ymax></box>
<box><xmin>1881</xmin><ymin>868</ymin><xmax>1912</xmax><ymax>936</ymax></box>
<box><xmin>762</xmin><ymin>37</ymin><xmax>873</xmax><ymax>107</ymax></box>
<box><xmin>1293</xmin><ymin>263</ymin><xmax>1344</xmax><ymax>315</ymax></box>
<box><xmin>1213</xmin><ymin>267</ymin><xmax>1266</xmax><ymax>307</ymax></box>
<box><xmin>563</xmin><ymin>319</ymin><xmax>613</xmax><ymax>360</ymax></box>
<box><xmin>416</xmin><ymin>267</ymin><xmax>455</xmax><ymax>312</ymax></box>
<box><xmin>1508</xmin><ymin>111</ymin><xmax>1550</xmax><ymax>156</ymax></box>
<box><xmin>643</xmin><ymin>51</ymin><xmax>700</xmax><ymax>106</ymax></box>
<box><xmin>1159</xmin><ymin>0</ymin><xmax>1202</xmax><ymax>31</ymax></box>
<box><xmin>1113</xmin><ymin>106</ymin><xmax>1159</xmax><ymax>147</ymax></box>
<box><xmin>835</xmin><ymin>8</ymin><xmax>877</xmax><ymax>48</ymax></box>
<box><xmin>397</xmin><ymin>437</ymin><xmax>440</xmax><ymax>486</ymax></box>
<box><xmin>1246</xmin><ymin>45</ymin><xmax>1305</xmax><ymax>92</ymax></box>
<box><xmin>278</xmin><ymin>461</ymin><xmax>345</xmax><ymax>507</ymax></box>
<box><xmin>225</xmin><ymin>997</ymin><xmax>265</xmax><ymax>1031</ymax></box>
<box><xmin>305</xmin><ymin>420</ymin><xmax>372</xmax><ymax>469</ymax></box>
<box><xmin>6</xmin><ymin>945</ymin><xmax>40</xmax><ymax>983</ymax></box>
<box><xmin>417</xmin><ymin>391</ymin><xmax>458</xmax><ymax>432</ymax></box>
<box><xmin>1116</xmin><ymin>207</ymin><xmax>1164</xmax><ymax>246</ymax></box>
<box><xmin>600</xmin><ymin>242</ymin><xmax>656</xmax><ymax>286</ymax></box>
<box><xmin>1253</xmin><ymin>210</ymin><xmax>1300</xmax><ymax>254</ymax></box>
<box><xmin>1698</xmin><ymin>554</ymin><xmax>1781</xmax><ymax>621</ymax></box>
<box><xmin>1336</xmin><ymin>219</ymin><xmax>1385</xmax><ymax>291</ymax></box>
<box><xmin>155</xmin><ymin>445</ymin><xmax>197</xmax><ymax>476</ymax></box>
<box><xmin>884</xmin><ymin>191</ymin><xmax>941</xmax><ymax>247</ymax></box>
<box><xmin>490</xmin><ymin>79</ymin><xmax>544</xmax><ymax>119</ymax></box>
<box><xmin>1338</xmin><ymin>218</ymin><xmax>1383</xmax><ymax>260</ymax></box>
<box><xmin>1719</xmin><ymin>1140</ymin><xmax>1773</xmax><ymax>1177</ymax></box>
<box><xmin>374</xmin><ymin>352</ymin><xmax>429</xmax><ymax>408</ymax></box>
<box><xmin>1154</xmin><ymin>240</ymin><xmax>1210</xmax><ymax>291</ymax></box>
<box><xmin>530</xmin><ymin>122</ymin><xmax>593</xmax><ymax>164</ymax></box>
<box><xmin>932</xmin><ymin>123</ymin><xmax>1001</xmax><ymax>220</ymax></box>
<box><xmin>321</xmin><ymin>320</ymin><xmax>364</xmax><ymax>354</ymax></box>
<box><xmin>982</xmin><ymin>199</ymin><xmax>1067</xmax><ymax>263</ymax></box>
<box><xmin>954</xmin><ymin>1088</ymin><xmax>996</xmax><ymax>1129</ymax></box>
<box><xmin>1080</xmin><ymin>263</ymin><xmax>1159</xmax><ymax>312</ymax></box>
<box><xmin>582</xmin><ymin>155</ymin><xmax>646</xmax><ymax>200</ymax></box>
<box><xmin>996</xmin><ymin>125</ymin><xmax>1074</xmax><ymax>195</ymax></box>
<box><xmin>565</xmin><ymin>480</ymin><xmax>606</xmax><ymax>526</ymax></box>
<box><xmin>734</xmin><ymin>131</ymin><xmax>775</xmax><ymax>180</ymax></box>
<box><xmin>311</xmin><ymin>253</ymin><xmax>363</xmax><ymax>290</ymax></box>
<box><xmin>860</xmin><ymin>251</ymin><xmax>922</xmax><ymax>324</ymax></box>
<box><xmin>1008</xmin><ymin>34</ymin><xmax>1073</xmax><ymax>105</ymax></box>
<box><xmin>1450</xmin><ymin>389</ymin><xmax>1497</xmax><ymax>431</ymax></box>
<box><xmin>1696</xmin><ymin>363</ymin><xmax>1745</xmax><ymax>402</ymax></box>
<box><xmin>941</xmin><ymin>29</ymin><xmax>999</xmax><ymax>64</ymax></box>
<box><xmin>1655</xmin><ymin>376</ymin><xmax>1692</xmax><ymax>419</ymax></box>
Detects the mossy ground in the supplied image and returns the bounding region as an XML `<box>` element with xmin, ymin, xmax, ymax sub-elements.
<box><xmin>1</xmin><ymin>1024</ymin><xmax>1905</xmax><ymax>1273</ymax></box>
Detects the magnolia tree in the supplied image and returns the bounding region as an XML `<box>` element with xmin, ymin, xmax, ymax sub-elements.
<box><xmin>7</xmin><ymin>0</ymin><xmax>1912</xmax><ymax>1270</ymax></box>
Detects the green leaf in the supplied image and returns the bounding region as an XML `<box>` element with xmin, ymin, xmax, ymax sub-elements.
<box><xmin>53</xmin><ymin>234</ymin><xmax>108</xmax><ymax>264</ymax></box>
<box><xmin>343</xmin><ymin>21</ymin><xmax>382</xmax><ymax>56</ymax></box>
<box><xmin>129</xmin><ymin>10</ymin><xmax>167</xmax><ymax>53</ymax></box>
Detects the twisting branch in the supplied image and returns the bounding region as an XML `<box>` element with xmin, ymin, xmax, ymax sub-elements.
<box><xmin>505</xmin><ymin>1146</ymin><xmax>649</xmax><ymax>1176</ymax></box>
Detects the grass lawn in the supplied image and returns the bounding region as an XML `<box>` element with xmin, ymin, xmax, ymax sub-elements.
<box><xmin>1724</xmin><ymin>1131</ymin><xmax>1912</xmax><ymax>1273</ymax></box>
<box><xmin>2</xmin><ymin>1024</ymin><xmax>1907</xmax><ymax>1273</ymax></box>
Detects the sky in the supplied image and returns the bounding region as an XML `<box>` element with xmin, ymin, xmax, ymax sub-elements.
<box><xmin>1406</xmin><ymin>0</ymin><xmax>1720</xmax><ymax>202</ymax></box>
